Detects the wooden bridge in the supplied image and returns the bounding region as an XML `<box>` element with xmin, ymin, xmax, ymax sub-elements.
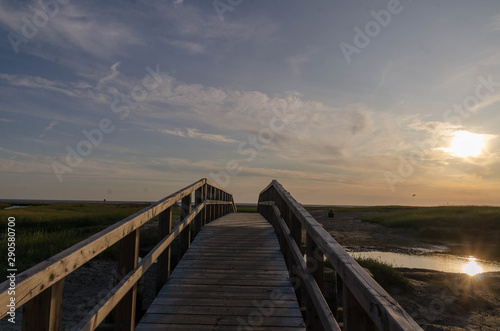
<box><xmin>0</xmin><ymin>178</ymin><xmax>422</xmax><ymax>330</ymax></box>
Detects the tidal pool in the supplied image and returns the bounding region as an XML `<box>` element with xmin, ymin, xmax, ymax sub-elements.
<box><xmin>348</xmin><ymin>250</ymin><xmax>500</xmax><ymax>274</ymax></box>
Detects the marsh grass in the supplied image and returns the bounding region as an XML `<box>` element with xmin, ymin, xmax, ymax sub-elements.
<box><xmin>325</xmin><ymin>256</ymin><xmax>413</xmax><ymax>294</ymax></box>
<box><xmin>354</xmin><ymin>257</ymin><xmax>414</xmax><ymax>294</ymax></box>
<box><xmin>360</xmin><ymin>206</ymin><xmax>500</xmax><ymax>230</ymax></box>
<box><xmin>235</xmin><ymin>205</ymin><xmax>258</xmax><ymax>213</ymax></box>
<box><xmin>0</xmin><ymin>202</ymin><xmax>157</xmax><ymax>278</ymax></box>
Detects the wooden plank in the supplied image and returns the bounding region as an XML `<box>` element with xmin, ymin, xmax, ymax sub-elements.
<box><xmin>259</xmin><ymin>181</ymin><xmax>422</xmax><ymax>331</ymax></box>
<box><xmin>156</xmin><ymin>290</ymin><xmax>298</xmax><ymax>300</ymax></box>
<box><xmin>137</xmin><ymin>213</ymin><xmax>305</xmax><ymax>330</ymax></box>
<box><xmin>156</xmin><ymin>207</ymin><xmax>172</xmax><ymax>294</ymax></box>
<box><xmin>114</xmin><ymin>229</ymin><xmax>140</xmax><ymax>331</ymax></box>
<box><xmin>145</xmin><ymin>305</ymin><xmax>302</xmax><ymax>317</ymax></box>
<box><xmin>179</xmin><ymin>193</ymin><xmax>192</xmax><ymax>260</ymax></box>
<box><xmin>271</xmin><ymin>204</ymin><xmax>340</xmax><ymax>331</ymax></box>
<box><xmin>0</xmin><ymin>178</ymin><xmax>207</xmax><ymax>316</ymax></box>
<box><xmin>140</xmin><ymin>314</ymin><xmax>305</xmax><ymax>327</ymax></box>
<box><xmin>22</xmin><ymin>278</ymin><xmax>64</xmax><ymax>331</ymax></box>
<box><xmin>136</xmin><ymin>324</ymin><xmax>305</xmax><ymax>331</ymax></box>
<box><xmin>75</xmin><ymin>203</ymin><xmax>208</xmax><ymax>330</ymax></box>
<box><xmin>152</xmin><ymin>297</ymin><xmax>301</xmax><ymax>308</ymax></box>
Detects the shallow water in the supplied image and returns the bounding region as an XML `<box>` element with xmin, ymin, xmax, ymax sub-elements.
<box><xmin>348</xmin><ymin>250</ymin><xmax>500</xmax><ymax>274</ymax></box>
<box><xmin>4</xmin><ymin>205</ymin><xmax>30</xmax><ymax>210</ymax></box>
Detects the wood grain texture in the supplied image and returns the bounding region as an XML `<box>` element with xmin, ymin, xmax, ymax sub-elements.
<box><xmin>259</xmin><ymin>180</ymin><xmax>423</xmax><ymax>331</ymax></box>
<box><xmin>136</xmin><ymin>213</ymin><xmax>305</xmax><ymax>330</ymax></box>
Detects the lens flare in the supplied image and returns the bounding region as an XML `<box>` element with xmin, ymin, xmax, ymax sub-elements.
<box><xmin>462</xmin><ymin>257</ymin><xmax>482</xmax><ymax>276</ymax></box>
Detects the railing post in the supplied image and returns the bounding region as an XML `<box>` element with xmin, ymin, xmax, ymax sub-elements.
<box><xmin>224</xmin><ymin>192</ymin><xmax>228</xmax><ymax>215</ymax></box>
<box><xmin>213</xmin><ymin>187</ymin><xmax>219</xmax><ymax>221</ymax></box>
<box><xmin>289</xmin><ymin>212</ymin><xmax>303</xmax><ymax>306</ymax></box>
<box><xmin>179</xmin><ymin>193</ymin><xmax>192</xmax><ymax>260</ymax></box>
<box><xmin>193</xmin><ymin>187</ymin><xmax>203</xmax><ymax>239</ymax></box>
<box><xmin>22</xmin><ymin>278</ymin><xmax>64</xmax><ymax>331</ymax></box>
<box><xmin>216</xmin><ymin>189</ymin><xmax>221</xmax><ymax>219</ymax></box>
<box><xmin>115</xmin><ymin>228</ymin><xmax>140</xmax><ymax>331</ymax></box>
<box><xmin>201</xmin><ymin>184</ymin><xmax>206</xmax><ymax>226</ymax></box>
<box><xmin>343</xmin><ymin>284</ymin><xmax>376</xmax><ymax>330</ymax></box>
<box><xmin>306</xmin><ymin>233</ymin><xmax>325</xmax><ymax>330</ymax></box>
<box><xmin>156</xmin><ymin>207</ymin><xmax>172</xmax><ymax>294</ymax></box>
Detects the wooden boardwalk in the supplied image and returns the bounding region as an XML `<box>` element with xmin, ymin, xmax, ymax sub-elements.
<box><xmin>136</xmin><ymin>213</ymin><xmax>306</xmax><ymax>330</ymax></box>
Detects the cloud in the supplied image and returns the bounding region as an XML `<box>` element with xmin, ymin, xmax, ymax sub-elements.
<box><xmin>0</xmin><ymin>2</ymin><xmax>141</xmax><ymax>59</ymax></box>
<box><xmin>97</xmin><ymin>62</ymin><xmax>121</xmax><ymax>86</ymax></box>
<box><xmin>39</xmin><ymin>120</ymin><xmax>59</xmax><ymax>138</ymax></box>
<box><xmin>0</xmin><ymin>73</ymin><xmax>81</xmax><ymax>97</ymax></box>
<box><xmin>153</xmin><ymin>128</ymin><xmax>238</xmax><ymax>143</ymax></box>
<box><xmin>0</xmin><ymin>147</ymin><xmax>34</xmax><ymax>158</ymax></box>
<box><xmin>154</xmin><ymin>2</ymin><xmax>279</xmax><ymax>40</ymax></box>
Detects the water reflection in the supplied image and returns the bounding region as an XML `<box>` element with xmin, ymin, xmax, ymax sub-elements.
<box><xmin>348</xmin><ymin>251</ymin><xmax>500</xmax><ymax>275</ymax></box>
<box><xmin>462</xmin><ymin>257</ymin><xmax>482</xmax><ymax>276</ymax></box>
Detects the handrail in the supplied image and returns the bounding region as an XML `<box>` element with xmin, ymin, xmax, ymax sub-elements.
<box><xmin>0</xmin><ymin>178</ymin><xmax>236</xmax><ymax>330</ymax></box>
<box><xmin>258</xmin><ymin>180</ymin><xmax>422</xmax><ymax>331</ymax></box>
<box><xmin>270</xmin><ymin>203</ymin><xmax>341</xmax><ymax>330</ymax></box>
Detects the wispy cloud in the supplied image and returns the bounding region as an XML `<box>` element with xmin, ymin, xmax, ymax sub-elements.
<box><xmin>0</xmin><ymin>2</ymin><xmax>141</xmax><ymax>59</ymax></box>
<box><xmin>0</xmin><ymin>147</ymin><xmax>34</xmax><ymax>158</ymax></box>
<box><xmin>39</xmin><ymin>120</ymin><xmax>59</xmax><ymax>138</ymax></box>
<box><xmin>153</xmin><ymin>128</ymin><xmax>238</xmax><ymax>143</ymax></box>
<box><xmin>97</xmin><ymin>62</ymin><xmax>121</xmax><ymax>87</ymax></box>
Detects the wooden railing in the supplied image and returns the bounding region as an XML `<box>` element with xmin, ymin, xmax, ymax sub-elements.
<box><xmin>258</xmin><ymin>180</ymin><xmax>422</xmax><ymax>331</ymax></box>
<box><xmin>0</xmin><ymin>178</ymin><xmax>236</xmax><ymax>331</ymax></box>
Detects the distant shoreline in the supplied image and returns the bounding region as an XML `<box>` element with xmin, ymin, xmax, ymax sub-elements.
<box><xmin>0</xmin><ymin>199</ymin><xmax>153</xmax><ymax>205</ymax></box>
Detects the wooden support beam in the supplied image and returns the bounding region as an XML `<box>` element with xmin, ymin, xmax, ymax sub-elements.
<box><xmin>343</xmin><ymin>283</ymin><xmax>376</xmax><ymax>330</ymax></box>
<box><xmin>193</xmin><ymin>187</ymin><xmax>203</xmax><ymax>239</ymax></box>
<box><xmin>115</xmin><ymin>229</ymin><xmax>140</xmax><ymax>331</ymax></box>
<box><xmin>306</xmin><ymin>233</ymin><xmax>325</xmax><ymax>331</ymax></box>
<box><xmin>179</xmin><ymin>194</ymin><xmax>192</xmax><ymax>260</ymax></box>
<box><xmin>22</xmin><ymin>278</ymin><xmax>64</xmax><ymax>331</ymax></box>
<box><xmin>156</xmin><ymin>207</ymin><xmax>172</xmax><ymax>294</ymax></box>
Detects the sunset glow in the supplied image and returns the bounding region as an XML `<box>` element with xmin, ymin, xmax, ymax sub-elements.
<box><xmin>446</xmin><ymin>131</ymin><xmax>486</xmax><ymax>158</ymax></box>
<box><xmin>462</xmin><ymin>257</ymin><xmax>483</xmax><ymax>276</ymax></box>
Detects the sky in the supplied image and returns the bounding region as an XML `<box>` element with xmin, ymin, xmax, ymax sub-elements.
<box><xmin>0</xmin><ymin>0</ymin><xmax>500</xmax><ymax>206</ymax></box>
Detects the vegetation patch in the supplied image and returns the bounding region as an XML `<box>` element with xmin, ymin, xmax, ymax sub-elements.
<box><xmin>235</xmin><ymin>205</ymin><xmax>258</xmax><ymax>213</ymax></box>
<box><xmin>355</xmin><ymin>257</ymin><xmax>414</xmax><ymax>294</ymax></box>
<box><xmin>0</xmin><ymin>203</ymin><xmax>156</xmax><ymax>278</ymax></box>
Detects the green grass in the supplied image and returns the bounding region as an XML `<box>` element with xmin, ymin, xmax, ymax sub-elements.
<box><xmin>235</xmin><ymin>204</ymin><xmax>258</xmax><ymax>213</ymax></box>
<box><xmin>325</xmin><ymin>257</ymin><xmax>413</xmax><ymax>294</ymax></box>
<box><xmin>360</xmin><ymin>206</ymin><xmax>500</xmax><ymax>241</ymax></box>
<box><xmin>305</xmin><ymin>205</ymin><xmax>414</xmax><ymax>213</ymax></box>
<box><xmin>354</xmin><ymin>257</ymin><xmax>414</xmax><ymax>294</ymax></box>
<box><xmin>0</xmin><ymin>203</ymin><xmax>149</xmax><ymax>277</ymax></box>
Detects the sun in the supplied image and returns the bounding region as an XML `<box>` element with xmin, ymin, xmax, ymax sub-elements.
<box><xmin>462</xmin><ymin>257</ymin><xmax>482</xmax><ymax>276</ymax></box>
<box><xmin>445</xmin><ymin>131</ymin><xmax>485</xmax><ymax>158</ymax></box>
